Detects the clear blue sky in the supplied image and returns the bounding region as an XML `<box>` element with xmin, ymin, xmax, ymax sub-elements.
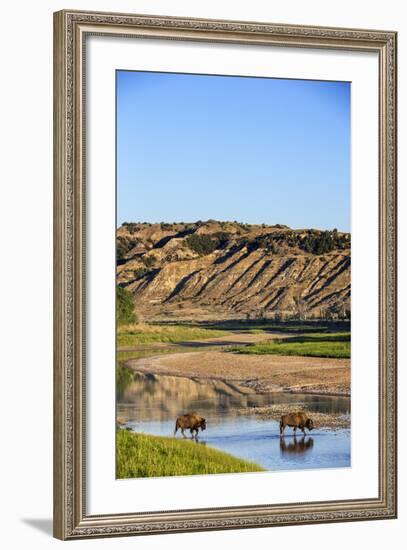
<box><xmin>117</xmin><ymin>71</ymin><xmax>350</xmax><ymax>231</ymax></box>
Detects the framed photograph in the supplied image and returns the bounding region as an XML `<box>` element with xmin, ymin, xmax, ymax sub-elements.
<box><xmin>53</xmin><ymin>9</ymin><xmax>397</xmax><ymax>540</ymax></box>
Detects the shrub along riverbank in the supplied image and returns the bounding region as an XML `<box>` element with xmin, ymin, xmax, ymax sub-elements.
<box><xmin>116</xmin><ymin>430</ymin><xmax>264</xmax><ymax>478</ymax></box>
<box><xmin>232</xmin><ymin>332</ymin><xmax>350</xmax><ymax>359</ymax></box>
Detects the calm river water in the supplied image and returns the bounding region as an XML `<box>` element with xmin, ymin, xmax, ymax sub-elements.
<box><xmin>117</xmin><ymin>371</ymin><xmax>351</xmax><ymax>472</ymax></box>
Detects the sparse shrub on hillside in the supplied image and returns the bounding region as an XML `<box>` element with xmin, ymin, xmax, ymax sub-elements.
<box><xmin>160</xmin><ymin>222</ymin><xmax>172</xmax><ymax>230</ymax></box>
<box><xmin>273</xmin><ymin>224</ymin><xmax>290</xmax><ymax>229</ymax></box>
<box><xmin>301</xmin><ymin>230</ymin><xmax>349</xmax><ymax>254</ymax></box>
<box><xmin>269</xmin><ymin>241</ymin><xmax>281</xmax><ymax>254</ymax></box>
<box><xmin>142</xmin><ymin>255</ymin><xmax>157</xmax><ymax>268</ymax></box>
<box><xmin>242</xmin><ymin>230</ymin><xmax>351</xmax><ymax>256</ymax></box>
<box><xmin>122</xmin><ymin>222</ymin><xmax>140</xmax><ymax>233</ymax></box>
<box><xmin>236</xmin><ymin>221</ymin><xmax>250</xmax><ymax>232</ymax></box>
<box><xmin>186</xmin><ymin>234</ymin><xmax>219</xmax><ymax>256</ymax></box>
<box><xmin>314</xmin><ymin>231</ymin><xmax>334</xmax><ymax>254</ymax></box>
<box><xmin>133</xmin><ymin>267</ymin><xmax>149</xmax><ymax>279</ymax></box>
<box><xmin>212</xmin><ymin>231</ymin><xmax>230</xmax><ymax>248</ymax></box>
<box><xmin>117</xmin><ymin>237</ymin><xmax>134</xmax><ymax>260</ymax></box>
<box><xmin>117</xmin><ymin>286</ymin><xmax>136</xmax><ymax>325</ymax></box>
<box><xmin>118</xmin><ymin>224</ymin><xmax>349</xmax><ymax>270</ymax></box>
<box><xmin>228</xmin><ymin>229</ymin><xmax>350</xmax><ymax>257</ymax></box>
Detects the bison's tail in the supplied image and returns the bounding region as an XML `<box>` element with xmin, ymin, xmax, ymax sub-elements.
<box><xmin>174</xmin><ymin>420</ymin><xmax>179</xmax><ymax>437</ymax></box>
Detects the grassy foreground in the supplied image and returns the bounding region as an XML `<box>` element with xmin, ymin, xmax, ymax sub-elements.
<box><xmin>233</xmin><ymin>332</ymin><xmax>350</xmax><ymax>359</ymax></box>
<box><xmin>117</xmin><ymin>323</ymin><xmax>228</xmax><ymax>347</ymax></box>
<box><xmin>116</xmin><ymin>430</ymin><xmax>264</xmax><ymax>478</ymax></box>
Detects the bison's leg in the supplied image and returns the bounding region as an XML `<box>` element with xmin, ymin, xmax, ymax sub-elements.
<box><xmin>293</xmin><ymin>426</ymin><xmax>297</xmax><ymax>434</ymax></box>
<box><xmin>280</xmin><ymin>422</ymin><xmax>285</xmax><ymax>436</ymax></box>
<box><xmin>174</xmin><ymin>421</ymin><xmax>179</xmax><ymax>437</ymax></box>
<box><xmin>181</xmin><ymin>428</ymin><xmax>186</xmax><ymax>438</ymax></box>
<box><xmin>301</xmin><ymin>427</ymin><xmax>306</xmax><ymax>435</ymax></box>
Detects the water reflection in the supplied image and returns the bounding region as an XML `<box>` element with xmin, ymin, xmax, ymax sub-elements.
<box><xmin>280</xmin><ymin>435</ymin><xmax>314</xmax><ymax>455</ymax></box>
<box><xmin>117</xmin><ymin>368</ymin><xmax>350</xmax><ymax>423</ymax></box>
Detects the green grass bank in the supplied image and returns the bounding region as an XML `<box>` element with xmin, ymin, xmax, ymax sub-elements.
<box><xmin>117</xmin><ymin>323</ymin><xmax>228</xmax><ymax>347</ymax></box>
<box><xmin>233</xmin><ymin>332</ymin><xmax>350</xmax><ymax>359</ymax></box>
<box><xmin>116</xmin><ymin>430</ymin><xmax>264</xmax><ymax>478</ymax></box>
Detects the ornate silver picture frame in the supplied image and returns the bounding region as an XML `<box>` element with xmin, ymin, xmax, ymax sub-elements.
<box><xmin>53</xmin><ymin>9</ymin><xmax>397</xmax><ymax>540</ymax></box>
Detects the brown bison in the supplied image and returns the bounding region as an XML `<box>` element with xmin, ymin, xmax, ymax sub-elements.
<box><xmin>280</xmin><ymin>412</ymin><xmax>314</xmax><ymax>436</ymax></box>
<box><xmin>174</xmin><ymin>412</ymin><xmax>206</xmax><ymax>439</ymax></box>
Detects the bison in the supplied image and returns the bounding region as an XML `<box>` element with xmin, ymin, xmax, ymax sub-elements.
<box><xmin>174</xmin><ymin>412</ymin><xmax>206</xmax><ymax>439</ymax></box>
<box><xmin>279</xmin><ymin>412</ymin><xmax>314</xmax><ymax>436</ymax></box>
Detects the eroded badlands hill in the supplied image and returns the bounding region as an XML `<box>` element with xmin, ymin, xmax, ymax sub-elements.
<box><xmin>117</xmin><ymin>221</ymin><xmax>350</xmax><ymax>321</ymax></box>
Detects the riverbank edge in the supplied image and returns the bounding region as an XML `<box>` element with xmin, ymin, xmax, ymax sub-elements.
<box><xmin>123</xmin><ymin>360</ymin><xmax>351</xmax><ymax>398</ymax></box>
<box><xmin>236</xmin><ymin>404</ymin><xmax>351</xmax><ymax>430</ymax></box>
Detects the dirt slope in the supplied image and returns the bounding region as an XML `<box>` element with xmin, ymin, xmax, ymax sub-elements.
<box><xmin>117</xmin><ymin>221</ymin><xmax>350</xmax><ymax>321</ymax></box>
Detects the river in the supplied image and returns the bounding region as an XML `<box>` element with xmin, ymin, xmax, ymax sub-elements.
<box><xmin>117</xmin><ymin>371</ymin><xmax>351</xmax><ymax>472</ymax></box>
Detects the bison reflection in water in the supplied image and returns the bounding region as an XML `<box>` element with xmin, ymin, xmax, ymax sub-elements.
<box><xmin>280</xmin><ymin>435</ymin><xmax>314</xmax><ymax>455</ymax></box>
